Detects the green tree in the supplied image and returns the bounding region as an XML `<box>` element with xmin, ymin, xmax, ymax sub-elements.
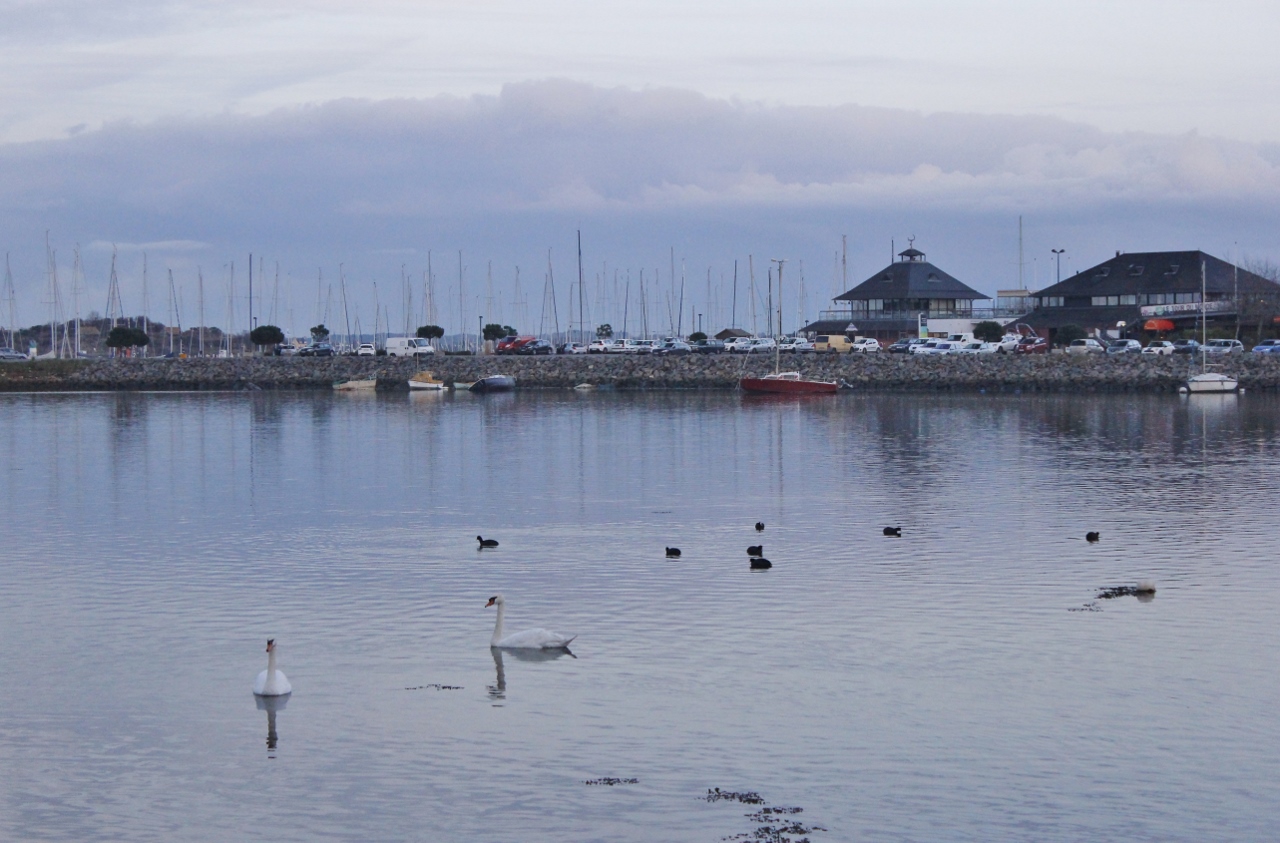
<box><xmin>416</xmin><ymin>325</ymin><xmax>445</xmax><ymax>340</ymax></box>
<box><xmin>1056</xmin><ymin>324</ymin><xmax>1087</xmax><ymax>346</ymax></box>
<box><xmin>973</xmin><ymin>321</ymin><xmax>1004</xmax><ymax>343</ymax></box>
<box><xmin>482</xmin><ymin>323</ymin><xmax>509</xmax><ymax>341</ymax></box>
<box><xmin>105</xmin><ymin>326</ymin><xmax>150</xmax><ymax>351</ymax></box>
<box><xmin>688</xmin><ymin>331</ymin><xmax>708</xmax><ymax>342</ymax></box>
<box><xmin>310</xmin><ymin>324</ymin><xmax>330</xmax><ymax>343</ymax></box>
<box><xmin>596</xmin><ymin>323</ymin><xmax>613</xmax><ymax>339</ymax></box>
<box><xmin>249</xmin><ymin>324</ymin><xmax>285</xmax><ymax>350</ymax></box>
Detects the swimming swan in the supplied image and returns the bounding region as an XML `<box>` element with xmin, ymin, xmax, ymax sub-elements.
<box><xmin>485</xmin><ymin>595</ymin><xmax>576</xmax><ymax>649</ymax></box>
<box><xmin>253</xmin><ymin>639</ymin><xmax>292</xmax><ymax>697</ymax></box>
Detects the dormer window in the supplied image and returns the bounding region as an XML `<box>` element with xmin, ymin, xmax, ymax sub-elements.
<box><xmin>1164</xmin><ymin>264</ymin><xmax>1179</xmax><ymax>275</ymax></box>
<box><xmin>926</xmin><ymin>273</ymin><xmax>940</xmax><ymax>283</ymax></box>
<box><xmin>1095</xmin><ymin>267</ymin><xmax>1111</xmax><ymax>277</ymax></box>
<box><xmin>1128</xmin><ymin>264</ymin><xmax>1144</xmax><ymax>276</ymax></box>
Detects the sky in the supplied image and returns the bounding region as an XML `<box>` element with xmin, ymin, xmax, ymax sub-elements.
<box><xmin>3</xmin><ymin>0</ymin><xmax>1280</xmax><ymax>339</ymax></box>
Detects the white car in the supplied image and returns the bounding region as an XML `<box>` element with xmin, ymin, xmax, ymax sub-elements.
<box><xmin>910</xmin><ymin>339</ymin><xmax>944</xmax><ymax>355</ymax></box>
<box><xmin>745</xmin><ymin>337</ymin><xmax>778</xmax><ymax>353</ymax></box>
<box><xmin>561</xmin><ymin>342</ymin><xmax>589</xmax><ymax>354</ymax></box>
<box><xmin>1066</xmin><ymin>338</ymin><xmax>1106</xmax><ymax>355</ymax></box>
<box><xmin>1203</xmin><ymin>339</ymin><xmax>1245</xmax><ymax>356</ymax></box>
<box><xmin>994</xmin><ymin>335</ymin><xmax>1022</xmax><ymax>353</ymax></box>
<box><xmin>781</xmin><ymin>337</ymin><xmax>815</xmax><ymax>353</ymax></box>
<box><xmin>357</xmin><ymin>343</ymin><xmax>377</xmax><ymax>356</ymax></box>
<box><xmin>1142</xmin><ymin>341</ymin><xmax>1175</xmax><ymax>356</ymax></box>
<box><xmin>851</xmin><ymin>337</ymin><xmax>881</xmax><ymax>353</ymax></box>
<box><xmin>724</xmin><ymin>337</ymin><xmax>755</xmax><ymax>353</ymax></box>
<box><xmin>956</xmin><ymin>341</ymin><xmax>996</xmax><ymax>354</ymax></box>
<box><xmin>588</xmin><ymin>339</ymin><xmax>614</xmax><ymax>353</ymax></box>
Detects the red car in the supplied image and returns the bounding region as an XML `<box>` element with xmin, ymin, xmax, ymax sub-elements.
<box><xmin>495</xmin><ymin>335</ymin><xmax>537</xmax><ymax>354</ymax></box>
<box><xmin>1014</xmin><ymin>336</ymin><xmax>1050</xmax><ymax>354</ymax></box>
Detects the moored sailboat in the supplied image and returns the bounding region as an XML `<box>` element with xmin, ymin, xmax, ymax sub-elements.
<box><xmin>739</xmin><ymin>258</ymin><xmax>838</xmax><ymax>394</ymax></box>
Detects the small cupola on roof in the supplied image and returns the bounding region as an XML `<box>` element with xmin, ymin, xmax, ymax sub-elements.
<box><xmin>898</xmin><ymin>246</ymin><xmax>926</xmax><ymax>262</ymax></box>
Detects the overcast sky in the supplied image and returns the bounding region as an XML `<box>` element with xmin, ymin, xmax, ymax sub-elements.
<box><xmin>3</xmin><ymin>0</ymin><xmax>1279</xmax><ymax>337</ymax></box>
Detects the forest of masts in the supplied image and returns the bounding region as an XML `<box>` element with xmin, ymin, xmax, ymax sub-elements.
<box><xmin>4</xmin><ymin>234</ymin><xmax>859</xmax><ymax>357</ymax></box>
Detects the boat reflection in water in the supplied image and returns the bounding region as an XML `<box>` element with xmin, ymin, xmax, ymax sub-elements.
<box><xmin>487</xmin><ymin>646</ymin><xmax>575</xmax><ymax>704</ymax></box>
<box><xmin>255</xmin><ymin>693</ymin><xmax>289</xmax><ymax>759</ymax></box>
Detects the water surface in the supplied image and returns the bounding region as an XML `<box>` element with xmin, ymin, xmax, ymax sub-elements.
<box><xmin>2</xmin><ymin>390</ymin><xmax>1278</xmax><ymax>841</ymax></box>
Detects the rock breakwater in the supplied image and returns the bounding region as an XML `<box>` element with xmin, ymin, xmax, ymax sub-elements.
<box><xmin>3</xmin><ymin>353</ymin><xmax>1279</xmax><ymax>393</ymax></box>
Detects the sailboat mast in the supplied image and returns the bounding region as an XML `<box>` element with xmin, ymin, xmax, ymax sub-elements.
<box><xmin>577</xmin><ymin>231</ymin><xmax>585</xmax><ymax>344</ymax></box>
<box><xmin>772</xmin><ymin>259</ymin><xmax>786</xmax><ymax>374</ymax></box>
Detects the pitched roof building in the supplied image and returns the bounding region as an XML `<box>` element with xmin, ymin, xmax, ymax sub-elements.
<box><xmin>1016</xmin><ymin>250</ymin><xmax>1280</xmax><ymax>339</ymax></box>
<box><xmin>801</xmin><ymin>244</ymin><xmax>997</xmax><ymax>340</ymax></box>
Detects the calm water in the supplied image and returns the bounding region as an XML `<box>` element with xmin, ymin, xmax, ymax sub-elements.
<box><xmin>1</xmin><ymin>389</ymin><xmax>1279</xmax><ymax>842</ymax></box>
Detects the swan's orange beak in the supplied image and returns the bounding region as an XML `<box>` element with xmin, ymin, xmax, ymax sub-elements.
<box><xmin>485</xmin><ymin>597</ymin><xmax>496</xmax><ymax>608</ymax></box>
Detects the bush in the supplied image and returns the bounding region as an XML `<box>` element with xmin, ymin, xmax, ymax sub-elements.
<box><xmin>416</xmin><ymin>325</ymin><xmax>445</xmax><ymax>340</ymax></box>
<box><xmin>596</xmin><ymin>323</ymin><xmax>613</xmax><ymax>339</ymax></box>
<box><xmin>973</xmin><ymin>321</ymin><xmax>1004</xmax><ymax>343</ymax></box>
<box><xmin>688</xmin><ymin>331</ymin><xmax>708</xmax><ymax>342</ymax></box>
<box><xmin>310</xmin><ymin>324</ymin><xmax>330</xmax><ymax>342</ymax></box>
<box><xmin>482</xmin><ymin>323</ymin><xmax>510</xmax><ymax>341</ymax></box>
<box><xmin>105</xmin><ymin>326</ymin><xmax>150</xmax><ymax>349</ymax></box>
<box><xmin>1056</xmin><ymin>324</ymin><xmax>1087</xmax><ymax>345</ymax></box>
<box><xmin>249</xmin><ymin>325</ymin><xmax>284</xmax><ymax>349</ymax></box>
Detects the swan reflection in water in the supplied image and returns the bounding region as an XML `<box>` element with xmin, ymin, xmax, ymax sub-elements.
<box><xmin>488</xmin><ymin>646</ymin><xmax>575</xmax><ymax>703</ymax></box>
<box><xmin>255</xmin><ymin>693</ymin><xmax>289</xmax><ymax>758</ymax></box>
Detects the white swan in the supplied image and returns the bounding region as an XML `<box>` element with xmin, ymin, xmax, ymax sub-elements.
<box><xmin>253</xmin><ymin>639</ymin><xmax>292</xmax><ymax>696</ymax></box>
<box><xmin>485</xmin><ymin>595</ymin><xmax>576</xmax><ymax>649</ymax></box>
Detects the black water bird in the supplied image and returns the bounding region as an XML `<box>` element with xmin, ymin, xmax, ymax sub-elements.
<box><xmin>755</xmin><ymin>522</ymin><xmax>765</xmax><ymax>532</ymax></box>
<box><xmin>666</xmin><ymin>547</ymin><xmax>681</xmax><ymax>558</ymax></box>
<box><xmin>747</xmin><ymin>545</ymin><xmax>763</xmax><ymax>557</ymax></box>
<box><xmin>749</xmin><ymin>557</ymin><xmax>772</xmax><ymax>570</ymax></box>
<box><xmin>1086</xmin><ymin>531</ymin><xmax>1100</xmax><ymax>543</ymax></box>
<box><xmin>883</xmin><ymin>526</ymin><xmax>902</xmax><ymax>537</ymax></box>
<box><xmin>477</xmin><ymin>536</ymin><xmax>499</xmax><ymax>548</ymax></box>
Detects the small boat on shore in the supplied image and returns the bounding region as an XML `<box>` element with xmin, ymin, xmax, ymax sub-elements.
<box><xmin>408</xmin><ymin>371</ymin><xmax>446</xmax><ymax>390</ymax></box>
<box><xmin>740</xmin><ymin>371</ymin><xmax>839</xmax><ymax>394</ymax></box>
<box><xmin>470</xmin><ymin>375</ymin><xmax>516</xmax><ymax>393</ymax></box>
<box><xmin>333</xmin><ymin>378</ymin><xmax>377</xmax><ymax>391</ymax></box>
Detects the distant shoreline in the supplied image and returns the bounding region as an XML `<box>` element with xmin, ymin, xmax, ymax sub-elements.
<box><xmin>2</xmin><ymin>354</ymin><xmax>1277</xmax><ymax>394</ymax></box>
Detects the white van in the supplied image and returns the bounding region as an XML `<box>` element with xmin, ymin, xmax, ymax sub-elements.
<box><xmin>386</xmin><ymin>337</ymin><xmax>436</xmax><ymax>358</ymax></box>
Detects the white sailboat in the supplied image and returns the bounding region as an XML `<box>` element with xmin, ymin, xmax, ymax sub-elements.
<box><xmin>1185</xmin><ymin>259</ymin><xmax>1238</xmax><ymax>394</ymax></box>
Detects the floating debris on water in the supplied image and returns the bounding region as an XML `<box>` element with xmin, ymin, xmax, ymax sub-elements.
<box><xmin>1097</xmin><ymin>582</ymin><xmax>1157</xmax><ymax>600</ymax></box>
<box><xmin>404</xmin><ymin>684</ymin><xmax>464</xmax><ymax>691</ymax></box>
<box><xmin>706</xmin><ymin>789</ymin><xmax>765</xmax><ymax>804</ymax></box>
<box><xmin>1068</xmin><ymin>602</ymin><xmax>1103</xmax><ymax>612</ymax></box>
<box><xmin>585</xmin><ymin>777</ymin><xmax>638</xmax><ymax>786</ymax></box>
<box><xmin>705</xmin><ymin>789</ymin><xmax>826</xmax><ymax>842</ymax></box>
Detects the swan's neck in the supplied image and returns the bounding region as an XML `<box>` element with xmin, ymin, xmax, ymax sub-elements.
<box><xmin>267</xmin><ymin>648</ymin><xmax>279</xmax><ymax>678</ymax></box>
<box><xmin>491</xmin><ymin>602</ymin><xmax>505</xmax><ymax>646</ymax></box>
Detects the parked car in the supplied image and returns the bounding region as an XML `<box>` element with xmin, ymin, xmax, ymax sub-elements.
<box><xmin>814</xmin><ymin>334</ymin><xmax>854</xmax><ymax>353</ymax></box>
<box><xmin>0</xmin><ymin>347</ymin><xmax>26</xmax><ymax>361</ymax></box>
<box><xmin>888</xmin><ymin>338</ymin><xmax>928</xmax><ymax>354</ymax></box>
<box><xmin>1105</xmin><ymin>339</ymin><xmax>1142</xmax><ymax>355</ymax></box>
<box><xmin>653</xmin><ymin>339</ymin><xmax>692</xmax><ymax>355</ymax></box>
<box><xmin>631</xmin><ymin>340</ymin><xmax>659</xmax><ymax>354</ymax></box>
<box><xmin>910</xmin><ymin>339</ymin><xmax>945</xmax><ymax>355</ymax></box>
<box><xmin>1172</xmin><ymin>339</ymin><xmax>1201</xmax><ymax>355</ymax></box>
<box><xmin>956</xmin><ymin>341</ymin><xmax>997</xmax><ymax>354</ymax></box>
<box><xmin>745</xmin><ymin>337</ymin><xmax>778</xmax><ymax>354</ymax></box>
<box><xmin>1203</xmin><ymin>339</ymin><xmax>1245</xmax><ymax>356</ymax></box>
<box><xmin>1066</xmin><ymin>338</ymin><xmax>1106</xmax><ymax>355</ymax></box>
<box><xmin>785</xmin><ymin>338</ymin><xmax>815</xmax><ymax>353</ymax></box>
<box><xmin>558</xmin><ymin>342</ymin><xmax>589</xmax><ymax>354</ymax></box>
<box><xmin>1142</xmin><ymin>341</ymin><xmax>1176</xmax><ymax>356</ymax></box>
<box><xmin>357</xmin><ymin>343</ymin><xmax>377</xmax><ymax>356</ymax></box>
<box><xmin>851</xmin><ymin>337</ymin><xmax>881</xmax><ymax>353</ymax></box>
<box><xmin>724</xmin><ymin>336</ymin><xmax>755</xmax><ymax>353</ymax></box>
<box><xmin>692</xmin><ymin>339</ymin><xmax>726</xmax><ymax>354</ymax></box>
<box><xmin>515</xmin><ymin>339</ymin><xmax>555</xmax><ymax>355</ymax></box>
<box><xmin>993</xmin><ymin>335</ymin><xmax>1022</xmax><ymax>353</ymax></box>
<box><xmin>587</xmin><ymin>339</ymin><xmax>614</xmax><ymax>353</ymax></box>
<box><xmin>297</xmin><ymin>343</ymin><xmax>334</xmax><ymax>357</ymax></box>
<box><xmin>1252</xmin><ymin>339</ymin><xmax>1280</xmax><ymax>355</ymax></box>
<box><xmin>496</xmin><ymin>335</ymin><xmax>537</xmax><ymax>355</ymax></box>
<box><xmin>386</xmin><ymin>337</ymin><xmax>436</xmax><ymax>357</ymax></box>
<box><xmin>1014</xmin><ymin>336</ymin><xmax>1050</xmax><ymax>354</ymax></box>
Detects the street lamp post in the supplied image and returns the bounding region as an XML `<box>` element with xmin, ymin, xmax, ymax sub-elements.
<box><xmin>1051</xmin><ymin>249</ymin><xmax>1065</xmax><ymax>284</ymax></box>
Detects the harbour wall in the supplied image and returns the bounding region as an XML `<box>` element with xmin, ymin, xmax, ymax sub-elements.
<box><xmin>3</xmin><ymin>353</ymin><xmax>1280</xmax><ymax>393</ymax></box>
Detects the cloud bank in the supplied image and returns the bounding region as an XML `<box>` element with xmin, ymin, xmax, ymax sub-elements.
<box><xmin>2</xmin><ymin>81</ymin><xmax>1278</xmax><ymax>334</ymax></box>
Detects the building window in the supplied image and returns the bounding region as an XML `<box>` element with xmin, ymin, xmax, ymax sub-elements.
<box><xmin>1120</xmin><ymin>295</ymin><xmax>1137</xmax><ymax>305</ymax></box>
<box><xmin>1174</xmin><ymin>293</ymin><xmax>1201</xmax><ymax>304</ymax></box>
<box><xmin>1128</xmin><ymin>265</ymin><xmax>1145</xmax><ymax>277</ymax></box>
<box><xmin>1164</xmin><ymin>264</ymin><xmax>1180</xmax><ymax>275</ymax></box>
<box><xmin>957</xmin><ymin>300</ymin><xmax>972</xmax><ymax>311</ymax></box>
<box><xmin>869</xmin><ymin>299</ymin><xmax>883</xmax><ymax>311</ymax></box>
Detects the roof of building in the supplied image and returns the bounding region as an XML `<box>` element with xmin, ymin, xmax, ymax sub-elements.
<box><xmin>835</xmin><ymin>246</ymin><xmax>988</xmax><ymax>302</ymax></box>
<box><xmin>1033</xmin><ymin>250</ymin><xmax>1275</xmax><ymax>297</ymax></box>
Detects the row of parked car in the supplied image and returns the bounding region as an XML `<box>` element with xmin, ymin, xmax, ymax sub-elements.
<box><xmin>1065</xmin><ymin>338</ymin><xmax>1266</xmax><ymax>356</ymax></box>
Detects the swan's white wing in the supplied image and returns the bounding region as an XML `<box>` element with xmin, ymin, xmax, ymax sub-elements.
<box><xmin>254</xmin><ymin>668</ymin><xmax>292</xmax><ymax>696</ymax></box>
<box><xmin>496</xmin><ymin>628</ymin><xmax>576</xmax><ymax>649</ymax></box>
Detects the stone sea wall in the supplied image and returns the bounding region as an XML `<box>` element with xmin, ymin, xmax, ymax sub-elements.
<box><xmin>3</xmin><ymin>353</ymin><xmax>1280</xmax><ymax>393</ymax></box>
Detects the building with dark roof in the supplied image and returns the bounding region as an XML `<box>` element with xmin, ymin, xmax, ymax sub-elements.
<box><xmin>801</xmin><ymin>244</ymin><xmax>1017</xmax><ymax>341</ymax></box>
<box><xmin>1016</xmin><ymin>250</ymin><xmax>1280</xmax><ymax>340</ymax></box>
